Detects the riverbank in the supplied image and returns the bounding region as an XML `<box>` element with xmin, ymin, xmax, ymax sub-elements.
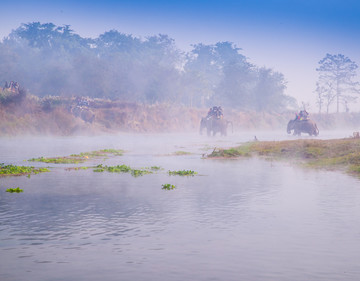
<box><xmin>1</xmin><ymin>93</ymin><xmax>360</xmax><ymax>136</ymax></box>
<box><xmin>209</xmin><ymin>137</ymin><xmax>360</xmax><ymax>176</ymax></box>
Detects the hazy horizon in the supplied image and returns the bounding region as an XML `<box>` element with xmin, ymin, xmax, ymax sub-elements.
<box><xmin>2</xmin><ymin>0</ymin><xmax>360</xmax><ymax>112</ymax></box>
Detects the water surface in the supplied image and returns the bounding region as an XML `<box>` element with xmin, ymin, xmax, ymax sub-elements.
<box><xmin>1</xmin><ymin>131</ymin><xmax>359</xmax><ymax>281</ymax></box>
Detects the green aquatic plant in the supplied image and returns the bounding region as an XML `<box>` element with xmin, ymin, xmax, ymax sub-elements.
<box><xmin>131</xmin><ymin>169</ymin><xmax>152</xmax><ymax>177</ymax></box>
<box><xmin>65</xmin><ymin>166</ymin><xmax>90</xmax><ymax>171</ymax></box>
<box><xmin>6</xmin><ymin>187</ymin><xmax>23</xmax><ymax>193</ymax></box>
<box><xmin>29</xmin><ymin>149</ymin><xmax>124</xmax><ymax>164</ymax></box>
<box><xmin>29</xmin><ymin>156</ymin><xmax>85</xmax><ymax>164</ymax></box>
<box><xmin>93</xmin><ymin>164</ymin><xmax>152</xmax><ymax>177</ymax></box>
<box><xmin>71</xmin><ymin>149</ymin><xmax>124</xmax><ymax>158</ymax></box>
<box><xmin>0</xmin><ymin>163</ymin><xmax>50</xmax><ymax>176</ymax></box>
<box><xmin>168</xmin><ymin>170</ymin><xmax>197</xmax><ymax>176</ymax></box>
<box><xmin>162</xmin><ymin>184</ymin><xmax>176</xmax><ymax>190</ymax></box>
<box><xmin>150</xmin><ymin>166</ymin><xmax>162</xmax><ymax>171</ymax></box>
<box><xmin>107</xmin><ymin>164</ymin><xmax>132</xmax><ymax>173</ymax></box>
<box><xmin>173</xmin><ymin>151</ymin><xmax>192</xmax><ymax>156</ymax></box>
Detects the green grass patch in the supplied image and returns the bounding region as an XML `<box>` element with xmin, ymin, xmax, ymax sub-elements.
<box><xmin>162</xmin><ymin>183</ymin><xmax>176</xmax><ymax>190</ymax></box>
<box><xmin>208</xmin><ymin>138</ymin><xmax>360</xmax><ymax>176</ymax></box>
<box><xmin>210</xmin><ymin>144</ymin><xmax>253</xmax><ymax>158</ymax></box>
<box><xmin>168</xmin><ymin>170</ymin><xmax>197</xmax><ymax>176</ymax></box>
<box><xmin>0</xmin><ymin>163</ymin><xmax>50</xmax><ymax>176</ymax></box>
<box><xmin>6</xmin><ymin>187</ymin><xmax>23</xmax><ymax>193</ymax></box>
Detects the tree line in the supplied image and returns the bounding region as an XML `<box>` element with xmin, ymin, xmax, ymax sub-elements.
<box><xmin>0</xmin><ymin>22</ymin><xmax>295</xmax><ymax>111</ymax></box>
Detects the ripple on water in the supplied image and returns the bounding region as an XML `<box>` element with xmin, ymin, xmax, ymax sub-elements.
<box><xmin>1</xmin><ymin>134</ymin><xmax>360</xmax><ymax>281</ymax></box>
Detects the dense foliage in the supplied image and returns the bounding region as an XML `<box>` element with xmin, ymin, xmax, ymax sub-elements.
<box><xmin>0</xmin><ymin>22</ymin><xmax>295</xmax><ymax>111</ymax></box>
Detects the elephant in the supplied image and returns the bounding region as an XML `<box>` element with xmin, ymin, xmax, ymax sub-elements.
<box><xmin>287</xmin><ymin>119</ymin><xmax>319</xmax><ymax>136</ymax></box>
<box><xmin>80</xmin><ymin>108</ymin><xmax>95</xmax><ymax>123</ymax></box>
<box><xmin>200</xmin><ymin>117</ymin><xmax>233</xmax><ymax>136</ymax></box>
<box><xmin>72</xmin><ymin>106</ymin><xmax>95</xmax><ymax>123</ymax></box>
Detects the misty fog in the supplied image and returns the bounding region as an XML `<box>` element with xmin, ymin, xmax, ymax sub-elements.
<box><xmin>0</xmin><ymin>22</ymin><xmax>294</xmax><ymax>111</ymax></box>
<box><xmin>1</xmin><ymin>17</ymin><xmax>360</xmax><ymax>281</ymax></box>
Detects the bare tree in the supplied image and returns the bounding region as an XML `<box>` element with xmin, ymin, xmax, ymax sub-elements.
<box><xmin>315</xmin><ymin>80</ymin><xmax>336</xmax><ymax>114</ymax></box>
<box><xmin>316</xmin><ymin>54</ymin><xmax>360</xmax><ymax>113</ymax></box>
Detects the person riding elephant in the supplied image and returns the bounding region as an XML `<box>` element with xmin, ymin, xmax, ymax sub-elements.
<box><xmin>299</xmin><ymin>110</ymin><xmax>309</xmax><ymax>120</ymax></box>
<box><xmin>287</xmin><ymin>117</ymin><xmax>319</xmax><ymax>136</ymax></box>
<box><xmin>200</xmin><ymin>117</ymin><xmax>233</xmax><ymax>136</ymax></box>
<box><xmin>206</xmin><ymin>106</ymin><xmax>223</xmax><ymax>120</ymax></box>
<box><xmin>71</xmin><ymin>106</ymin><xmax>95</xmax><ymax>123</ymax></box>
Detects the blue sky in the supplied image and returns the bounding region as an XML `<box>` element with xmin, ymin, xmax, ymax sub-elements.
<box><xmin>2</xmin><ymin>0</ymin><xmax>360</xmax><ymax>111</ymax></box>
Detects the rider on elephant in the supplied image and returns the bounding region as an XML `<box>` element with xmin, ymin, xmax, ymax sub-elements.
<box><xmin>294</xmin><ymin>110</ymin><xmax>309</xmax><ymax>121</ymax></box>
<box><xmin>299</xmin><ymin>110</ymin><xmax>309</xmax><ymax>120</ymax></box>
<box><xmin>207</xmin><ymin>106</ymin><xmax>223</xmax><ymax>120</ymax></box>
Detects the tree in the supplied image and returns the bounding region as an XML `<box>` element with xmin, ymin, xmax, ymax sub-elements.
<box><xmin>316</xmin><ymin>54</ymin><xmax>360</xmax><ymax>113</ymax></box>
<box><xmin>315</xmin><ymin>80</ymin><xmax>336</xmax><ymax>114</ymax></box>
<box><xmin>184</xmin><ymin>43</ymin><xmax>223</xmax><ymax>106</ymax></box>
<box><xmin>0</xmin><ymin>22</ymin><xmax>293</xmax><ymax>110</ymax></box>
<box><xmin>252</xmin><ymin>67</ymin><xmax>290</xmax><ymax>111</ymax></box>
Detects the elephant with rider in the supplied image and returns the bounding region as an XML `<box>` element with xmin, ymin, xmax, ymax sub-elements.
<box><xmin>200</xmin><ymin>117</ymin><xmax>233</xmax><ymax>136</ymax></box>
<box><xmin>287</xmin><ymin>119</ymin><xmax>319</xmax><ymax>136</ymax></box>
<box><xmin>71</xmin><ymin>106</ymin><xmax>95</xmax><ymax>123</ymax></box>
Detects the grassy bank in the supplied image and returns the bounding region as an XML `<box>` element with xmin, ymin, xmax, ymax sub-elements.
<box><xmin>209</xmin><ymin>138</ymin><xmax>360</xmax><ymax>176</ymax></box>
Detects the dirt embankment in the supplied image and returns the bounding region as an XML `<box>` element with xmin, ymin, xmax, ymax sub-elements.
<box><xmin>1</xmin><ymin>95</ymin><xmax>360</xmax><ymax>136</ymax></box>
<box><xmin>0</xmin><ymin>96</ymin><xmax>208</xmax><ymax>136</ymax></box>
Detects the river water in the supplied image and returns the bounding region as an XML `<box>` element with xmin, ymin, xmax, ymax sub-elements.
<box><xmin>1</xmin><ymin>131</ymin><xmax>360</xmax><ymax>281</ymax></box>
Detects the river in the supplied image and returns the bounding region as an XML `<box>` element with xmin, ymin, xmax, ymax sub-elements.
<box><xmin>1</xmin><ymin>131</ymin><xmax>360</xmax><ymax>281</ymax></box>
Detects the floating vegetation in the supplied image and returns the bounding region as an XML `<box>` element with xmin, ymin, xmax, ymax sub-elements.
<box><xmin>65</xmin><ymin>167</ymin><xmax>90</xmax><ymax>171</ymax></box>
<box><xmin>0</xmin><ymin>163</ymin><xmax>50</xmax><ymax>177</ymax></box>
<box><xmin>162</xmin><ymin>183</ymin><xmax>176</xmax><ymax>190</ymax></box>
<box><xmin>71</xmin><ymin>149</ymin><xmax>124</xmax><ymax>158</ymax></box>
<box><xmin>173</xmin><ymin>151</ymin><xmax>192</xmax><ymax>156</ymax></box>
<box><xmin>168</xmin><ymin>170</ymin><xmax>197</xmax><ymax>176</ymax></box>
<box><xmin>29</xmin><ymin>149</ymin><xmax>124</xmax><ymax>164</ymax></box>
<box><xmin>131</xmin><ymin>169</ymin><xmax>152</xmax><ymax>177</ymax></box>
<box><xmin>6</xmin><ymin>187</ymin><xmax>23</xmax><ymax>193</ymax></box>
<box><xmin>150</xmin><ymin>166</ymin><xmax>162</xmax><ymax>171</ymax></box>
<box><xmin>93</xmin><ymin>164</ymin><xmax>152</xmax><ymax>177</ymax></box>
<box><xmin>29</xmin><ymin>156</ymin><xmax>85</xmax><ymax>164</ymax></box>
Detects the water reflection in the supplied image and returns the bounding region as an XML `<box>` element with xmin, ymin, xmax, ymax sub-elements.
<box><xmin>1</xmin><ymin>133</ymin><xmax>360</xmax><ymax>281</ymax></box>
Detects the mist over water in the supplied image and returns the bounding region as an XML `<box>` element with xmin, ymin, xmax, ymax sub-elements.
<box><xmin>1</xmin><ymin>2</ymin><xmax>360</xmax><ymax>279</ymax></box>
<box><xmin>1</xmin><ymin>132</ymin><xmax>360</xmax><ymax>281</ymax></box>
